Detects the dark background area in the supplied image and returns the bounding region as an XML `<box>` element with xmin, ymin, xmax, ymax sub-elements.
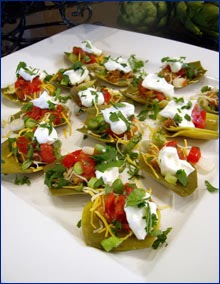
<box><xmin>2</xmin><ymin>1</ymin><xmax>219</xmax><ymax>57</ymax></box>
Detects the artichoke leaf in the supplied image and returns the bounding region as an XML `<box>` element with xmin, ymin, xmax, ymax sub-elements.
<box><xmin>1</xmin><ymin>140</ymin><xmax>42</xmax><ymax>174</ymax></box>
<box><xmin>162</xmin><ymin>112</ymin><xmax>219</xmax><ymax>139</ymax></box>
<box><xmin>163</xmin><ymin>127</ymin><xmax>219</xmax><ymax>140</ymax></box>
<box><xmin>2</xmin><ymin>84</ymin><xmax>25</xmax><ymax>104</ymax></box>
<box><xmin>122</xmin><ymin>85</ymin><xmax>169</xmax><ymax>108</ymax></box>
<box><xmin>139</xmin><ymin>152</ymin><xmax>197</xmax><ymax>197</ymax></box>
<box><xmin>81</xmin><ymin>201</ymin><xmax>161</xmax><ymax>251</ymax></box>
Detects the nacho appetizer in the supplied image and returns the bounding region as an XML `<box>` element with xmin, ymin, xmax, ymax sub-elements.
<box><xmin>196</xmin><ymin>86</ymin><xmax>219</xmax><ymax>114</ymax></box>
<box><xmin>65</xmin><ymin>40</ymin><xmax>104</xmax><ymax>65</ymax></box>
<box><xmin>71</xmin><ymin>84</ymin><xmax>124</xmax><ymax>111</ymax></box>
<box><xmin>158</xmin><ymin>97</ymin><xmax>219</xmax><ymax>139</ymax></box>
<box><xmin>158</xmin><ymin>57</ymin><xmax>207</xmax><ymax>88</ymax></box>
<box><xmin>140</xmin><ymin>139</ymin><xmax>199</xmax><ymax>197</ymax></box>
<box><xmin>50</xmin><ymin>61</ymin><xmax>92</xmax><ymax>88</ymax></box>
<box><xmin>2</xmin><ymin>123</ymin><xmax>62</xmax><ymax>174</ymax></box>
<box><xmin>8</xmin><ymin>90</ymin><xmax>71</xmax><ymax>132</ymax></box>
<box><xmin>89</xmin><ymin>54</ymin><xmax>144</xmax><ymax>87</ymax></box>
<box><xmin>81</xmin><ymin>182</ymin><xmax>163</xmax><ymax>251</ymax></box>
<box><xmin>1</xmin><ymin>61</ymin><xmax>55</xmax><ymax>103</ymax></box>
<box><xmin>123</xmin><ymin>73</ymin><xmax>174</xmax><ymax>107</ymax></box>
<box><xmin>44</xmin><ymin>144</ymin><xmax>125</xmax><ymax>196</ymax></box>
<box><xmin>78</xmin><ymin>102</ymin><xmax>143</xmax><ymax>143</ymax></box>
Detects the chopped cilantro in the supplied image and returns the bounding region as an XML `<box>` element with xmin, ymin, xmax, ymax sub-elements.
<box><xmin>176</xmin><ymin>169</ymin><xmax>188</xmax><ymax>186</ymax></box>
<box><xmin>151</xmin><ymin>227</ymin><xmax>172</xmax><ymax>249</ymax></box>
<box><xmin>205</xmin><ymin>180</ymin><xmax>218</xmax><ymax>192</ymax></box>
<box><xmin>14</xmin><ymin>175</ymin><xmax>31</xmax><ymax>186</ymax></box>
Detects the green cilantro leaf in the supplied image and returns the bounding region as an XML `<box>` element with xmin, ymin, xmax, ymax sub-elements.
<box><xmin>205</xmin><ymin>180</ymin><xmax>218</xmax><ymax>193</ymax></box>
<box><xmin>151</xmin><ymin>227</ymin><xmax>172</xmax><ymax>249</ymax></box>
<box><xmin>176</xmin><ymin>169</ymin><xmax>188</xmax><ymax>186</ymax></box>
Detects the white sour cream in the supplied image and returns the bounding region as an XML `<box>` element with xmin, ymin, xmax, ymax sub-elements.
<box><xmin>31</xmin><ymin>90</ymin><xmax>57</xmax><ymax>109</ymax></box>
<box><xmin>104</xmin><ymin>57</ymin><xmax>132</xmax><ymax>73</ymax></box>
<box><xmin>78</xmin><ymin>87</ymin><xmax>104</xmax><ymax>107</ymax></box>
<box><xmin>142</xmin><ymin>73</ymin><xmax>174</xmax><ymax>98</ymax></box>
<box><xmin>159</xmin><ymin>99</ymin><xmax>197</xmax><ymax>127</ymax></box>
<box><xmin>162</xmin><ymin>57</ymin><xmax>185</xmax><ymax>73</ymax></box>
<box><xmin>101</xmin><ymin>102</ymin><xmax>135</xmax><ymax>135</ymax></box>
<box><xmin>124</xmin><ymin>193</ymin><xmax>158</xmax><ymax>240</ymax></box>
<box><xmin>34</xmin><ymin>124</ymin><xmax>58</xmax><ymax>144</ymax></box>
<box><xmin>63</xmin><ymin>67</ymin><xmax>89</xmax><ymax>85</ymax></box>
<box><xmin>95</xmin><ymin>167</ymin><xmax>119</xmax><ymax>185</ymax></box>
<box><xmin>81</xmin><ymin>40</ymin><xmax>102</xmax><ymax>56</ymax></box>
<box><xmin>18</xmin><ymin>67</ymin><xmax>41</xmax><ymax>82</ymax></box>
<box><xmin>158</xmin><ymin>146</ymin><xmax>195</xmax><ymax>176</ymax></box>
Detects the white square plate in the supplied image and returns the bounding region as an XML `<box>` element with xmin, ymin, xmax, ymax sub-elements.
<box><xmin>1</xmin><ymin>24</ymin><xmax>219</xmax><ymax>283</ymax></box>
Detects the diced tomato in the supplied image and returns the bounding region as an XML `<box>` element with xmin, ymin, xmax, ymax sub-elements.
<box><xmin>15</xmin><ymin>76</ymin><xmax>42</xmax><ymax>100</ymax></box>
<box><xmin>61</xmin><ymin>150</ymin><xmax>96</xmax><ymax>178</ymax></box>
<box><xmin>62</xmin><ymin>149</ymin><xmax>82</xmax><ymax>168</ymax></box>
<box><xmin>72</xmin><ymin>47</ymin><xmax>96</xmax><ymax>64</ymax></box>
<box><xmin>187</xmin><ymin>146</ymin><xmax>201</xmax><ymax>164</ymax></box>
<box><xmin>39</xmin><ymin>144</ymin><xmax>56</xmax><ymax>163</ymax></box>
<box><xmin>16</xmin><ymin>136</ymin><xmax>29</xmax><ymax>155</ymax></box>
<box><xmin>124</xmin><ymin>183</ymin><xmax>134</xmax><ymax>195</ymax></box>
<box><xmin>80</xmin><ymin>152</ymin><xmax>96</xmax><ymax>179</ymax></box>
<box><xmin>191</xmin><ymin>104</ymin><xmax>206</xmax><ymax>129</ymax></box>
<box><xmin>102</xmin><ymin>88</ymin><xmax>111</xmax><ymax>104</ymax></box>
<box><xmin>105</xmin><ymin>192</ymin><xmax>127</xmax><ymax>224</ymax></box>
<box><xmin>165</xmin><ymin>140</ymin><xmax>177</xmax><ymax>147</ymax></box>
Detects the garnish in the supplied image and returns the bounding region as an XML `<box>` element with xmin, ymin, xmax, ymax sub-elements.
<box><xmin>151</xmin><ymin>227</ymin><xmax>172</xmax><ymax>249</ymax></box>
<box><xmin>205</xmin><ymin>180</ymin><xmax>218</xmax><ymax>192</ymax></box>
<box><xmin>14</xmin><ymin>175</ymin><xmax>31</xmax><ymax>185</ymax></box>
<box><xmin>176</xmin><ymin>169</ymin><xmax>188</xmax><ymax>186</ymax></box>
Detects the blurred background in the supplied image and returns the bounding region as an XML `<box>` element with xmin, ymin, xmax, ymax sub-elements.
<box><xmin>2</xmin><ymin>1</ymin><xmax>219</xmax><ymax>57</ymax></box>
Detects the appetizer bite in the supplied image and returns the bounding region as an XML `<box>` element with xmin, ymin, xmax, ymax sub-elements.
<box><xmin>81</xmin><ymin>182</ymin><xmax>163</xmax><ymax>251</ymax></box>
<box><xmin>123</xmin><ymin>73</ymin><xmax>174</xmax><ymax>106</ymax></box>
<box><xmin>89</xmin><ymin>54</ymin><xmax>144</xmax><ymax>87</ymax></box>
<box><xmin>2</xmin><ymin>122</ymin><xmax>62</xmax><ymax>174</ymax></box>
<box><xmin>77</xmin><ymin>102</ymin><xmax>143</xmax><ymax>143</ymax></box>
<box><xmin>1</xmin><ymin>61</ymin><xmax>55</xmax><ymax>103</ymax></box>
<box><xmin>196</xmin><ymin>86</ymin><xmax>219</xmax><ymax>114</ymax></box>
<box><xmin>71</xmin><ymin>84</ymin><xmax>125</xmax><ymax>111</ymax></box>
<box><xmin>65</xmin><ymin>40</ymin><xmax>104</xmax><ymax>65</ymax></box>
<box><xmin>44</xmin><ymin>144</ymin><xmax>124</xmax><ymax>196</ymax></box>
<box><xmin>140</xmin><ymin>139</ymin><xmax>199</xmax><ymax>197</ymax></box>
<box><xmin>158</xmin><ymin>97</ymin><xmax>219</xmax><ymax>139</ymax></box>
<box><xmin>8</xmin><ymin>90</ymin><xmax>71</xmax><ymax>132</ymax></box>
<box><xmin>50</xmin><ymin>61</ymin><xmax>92</xmax><ymax>88</ymax></box>
<box><xmin>158</xmin><ymin>57</ymin><xmax>207</xmax><ymax>88</ymax></box>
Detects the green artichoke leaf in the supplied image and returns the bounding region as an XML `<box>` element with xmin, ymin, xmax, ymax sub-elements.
<box><xmin>1</xmin><ymin>140</ymin><xmax>43</xmax><ymax>174</ymax></box>
<box><xmin>81</xmin><ymin>200</ymin><xmax>161</xmax><ymax>251</ymax></box>
<box><xmin>1</xmin><ymin>84</ymin><xmax>25</xmax><ymax>104</ymax></box>
<box><xmin>162</xmin><ymin>112</ymin><xmax>219</xmax><ymax>139</ymax></box>
<box><xmin>139</xmin><ymin>152</ymin><xmax>197</xmax><ymax>197</ymax></box>
<box><xmin>122</xmin><ymin>84</ymin><xmax>169</xmax><ymax>107</ymax></box>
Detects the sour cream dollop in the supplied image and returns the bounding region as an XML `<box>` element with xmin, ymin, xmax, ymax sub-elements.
<box><xmin>31</xmin><ymin>90</ymin><xmax>57</xmax><ymax>109</ymax></box>
<box><xmin>101</xmin><ymin>102</ymin><xmax>135</xmax><ymax>135</ymax></box>
<box><xmin>104</xmin><ymin>57</ymin><xmax>132</xmax><ymax>73</ymax></box>
<box><xmin>81</xmin><ymin>40</ymin><xmax>102</xmax><ymax>56</ymax></box>
<box><xmin>159</xmin><ymin>99</ymin><xmax>197</xmax><ymax>127</ymax></box>
<box><xmin>34</xmin><ymin>124</ymin><xmax>58</xmax><ymax>144</ymax></box>
<box><xmin>78</xmin><ymin>87</ymin><xmax>104</xmax><ymax>107</ymax></box>
<box><xmin>142</xmin><ymin>73</ymin><xmax>174</xmax><ymax>98</ymax></box>
<box><xmin>63</xmin><ymin>66</ymin><xmax>89</xmax><ymax>85</ymax></box>
<box><xmin>124</xmin><ymin>192</ymin><xmax>158</xmax><ymax>240</ymax></box>
<box><xmin>158</xmin><ymin>146</ymin><xmax>195</xmax><ymax>177</ymax></box>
